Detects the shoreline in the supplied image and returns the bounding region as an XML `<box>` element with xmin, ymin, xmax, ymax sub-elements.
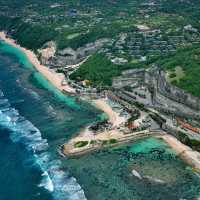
<box><xmin>0</xmin><ymin>31</ymin><xmax>129</xmax><ymax>149</ymax></box>
<box><xmin>1</xmin><ymin>31</ymin><xmax>200</xmax><ymax>172</ymax></box>
<box><xmin>0</xmin><ymin>31</ymin><xmax>76</xmax><ymax>94</ymax></box>
<box><xmin>63</xmin><ymin>131</ymin><xmax>200</xmax><ymax>172</ymax></box>
<box><xmin>157</xmin><ymin>134</ymin><xmax>200</xmax><ymax>172</ymax></box>
<box><xmin>0</xmin><ymin>31</ymin><xmax>124</xmax><ymax>126</ymax></box>
<box><xmin>92</xmin><ymin>98</ymin><xmax>126</xmax><ymax>127</ymax></box>
<box><xmin>62</xmin><ymin>129</ymin><xmax>154</xmax><ymax>156</ymax></box>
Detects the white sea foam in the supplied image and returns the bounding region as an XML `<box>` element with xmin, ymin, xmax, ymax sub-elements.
<box><xmin>39</xmin><ymin>171</ymin><xmax>54</xmax><ymax>192</ymax></box>
<box><xmin>0</xmin><ymin>90</ymin><xmax>87</xmax><ymax>200</ymax></box>
<box><xmin>131</xmin><ymin>169</ymin><xmax>142</xmax><ymax>179</ymax></box>
<box><xmin>25</xmin><ymin>88</ymin><xmax>41</xmax><ymax>100</ymax></box>
<box><xmin>144</xmin><ymin>175</ymin><xmax>165</xmax><ymax>184</ymax></box>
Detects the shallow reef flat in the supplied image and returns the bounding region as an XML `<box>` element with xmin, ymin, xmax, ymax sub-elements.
<box><xmin>65</xmin><ymin>137</ymin><xmax>200</xmax><ymax>200</ymax></box>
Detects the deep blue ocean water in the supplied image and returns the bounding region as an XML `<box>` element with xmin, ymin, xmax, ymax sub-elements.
<box><xmin>0</xmin><ymin>40</ymin><xmax>200</xmax><ymax>200</ymax></box>
<box><xmin>0</xmin><ymin>128</ymin><xmax>52</xmax><ymax>200</ymax></box>
<box><xmin>0</xmin><ymin>41</ymin><xmax>101</xmax><ymax>200</ymax></box>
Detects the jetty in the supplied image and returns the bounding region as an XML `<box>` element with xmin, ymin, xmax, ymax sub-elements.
<box><xmin>61</xmin><ymin>130</ymin><xmax>161</xmax><ymax>157</ymax></box>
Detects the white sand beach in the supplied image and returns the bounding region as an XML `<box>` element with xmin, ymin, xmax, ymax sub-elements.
<box><xmin>2</xmin><ymin>32</ymin><xmax>200</xmax><ymax>172</ymax></box>
<box><xmin>0</xmin><ymin>32</ymin><xmax>76</xmax><ymax>94</ymax></box>
<box><xmin>0</xmin><ymin>32</ymin><xmax>124</xmax><ymax>123</ymax></box>
<box><xmin>93</xmin><ymin>98</ymin><xmax>126</xmax><ymax>127</ymax></box>
<box><xmin>159</xmin><ymin>134</ymin><xmax>200</xmax><ymax>171</ymax></box>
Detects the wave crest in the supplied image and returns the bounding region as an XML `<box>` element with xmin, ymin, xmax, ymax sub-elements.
<box><xmin>0</xmin><ymin>90</ymin><xmax>87</xmax><ymax>200</ymax></box>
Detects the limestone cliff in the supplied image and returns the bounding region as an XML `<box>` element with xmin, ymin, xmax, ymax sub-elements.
<box><xmin>38</xmin><ymin>41</ymin><xmax>57</xmax><ymax>66</ymax></box>
<box><xmin>38</xmin><ymin>38</ymin><xmax>109</xmax><ymax>68</ymax></box>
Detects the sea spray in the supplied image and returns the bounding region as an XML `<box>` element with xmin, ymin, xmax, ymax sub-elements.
<box><xmin>0</xmin><ymin>90</ymin><xmax>87</xmax><ymax>200</ymax></box>
<box><xmin>39</xmin><ymin>171</ymin><xmax>54</xmax><ymax>192</ymax></box>
<box><xmin>131</xmin><ymin>169</ymin><xmax>142</xmax><ymax>179</ymax></box>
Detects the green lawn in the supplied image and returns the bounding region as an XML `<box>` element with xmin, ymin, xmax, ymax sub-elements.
<box><xmin>70</xmin><ymin>53</ymin><xmax>136</xmax><ymax>87</ymax></box>
<box><xmin>166</xmin><ymin>66</ymin><xmax>185</xmax><ymax>83</ymax></box>
<box><xmin>156</xmin><ymin>44</ymin><xmax>200</xmax><ymax>97</ymax></box>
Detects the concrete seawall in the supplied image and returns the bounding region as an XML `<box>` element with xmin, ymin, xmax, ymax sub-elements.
<box><xmin>62</xmin><ymin>131</ymin><xmax>160</xmax><ymax>157</ymax></box>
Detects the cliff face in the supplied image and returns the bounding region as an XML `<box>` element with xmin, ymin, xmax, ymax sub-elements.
<box><xmin>113</xmin><ymin>66</ymin><xmax>200</xmax><ymax>118</ymax></box>
<box><xmin>112</xmin><ymin>69</ymin><xmax>146</xmax><ymax>88</ymax></box>
<box><xmin>38</xmin><ymin>38</ymin><xmax>109</xmax><ymax>68</ymax></box>
<box><xmin>38</xmin><ymin>41</ymin><xmax>57</xmax><ymax>65</ymax></box>
<box><xmin>147</xmin><ymin>68</ymin><xmax>200</xmax><ymax>111</ymax></box>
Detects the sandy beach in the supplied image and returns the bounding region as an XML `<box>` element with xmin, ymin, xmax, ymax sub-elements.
<box><xmin>62</xmin><ymin>97</ymin><xmax>130</xmax><ymax>155</ymax></box>
<box><xmin>93</xmin><ymin>98</ymin><xmax>126</xmax><ymax>127</ymax></box>
<box><xmin>0</xmin><ymin>32</ymin><xmax>124</xmax><ymax>123</ymax></box>
<box><xmin>0</xmin><ymin>31</ymin><xmax>130</xmax><ymax>146</ymax></box>
<box><xmin>2</xmin><ymin>32</ymin><xmax>200</xmax><ymax>172</ymax></box>
<box><xmin>62</xmin><ymin>127</ymin><xmax>151</xmax><ymax>156</ymax></box>
<box><xmin>158</xmin><ymin>134</ymin><xmax>200</xmax><ymax>171</ymax></box>
<box><xmin>63</xmin><ymin>129</ymin><xmax>200</xmax><ymax>171</ymax></box>
<box><xmin>0</xmin><ymin>32</ymin><xmax>76</xmax><ymax>94</ymax></box>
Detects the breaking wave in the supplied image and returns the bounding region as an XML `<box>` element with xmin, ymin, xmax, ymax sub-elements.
<box><xmin>0</xmin><ymin>90</ymin><xmax>87</xmax><ymax>200</ymax></box>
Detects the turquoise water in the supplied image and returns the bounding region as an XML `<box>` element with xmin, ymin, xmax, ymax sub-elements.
<box><xmin>0</xmin><ymin>41</ymin><xmax>101</xmax><ymax>200</ymax></box>
<box><xmin>0</xmin><ymin>41</ymin><xmax>80</xmax><ymax>109</ymax></box>
<box><xmin>129</xmin><ymin>137</ymin><xmax>175</xmax><ymax>154</ymax></box>
<box><xmin>0</xmin><ymin>40</ymin><xmax>200</xmax><ymax>200</ymax></box>
<box><xmin>66</xmin><ymin>137</ymin><xmax>200</xmax><ymax>200</ymax></box>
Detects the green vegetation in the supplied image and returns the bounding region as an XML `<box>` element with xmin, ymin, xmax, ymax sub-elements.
<box><xmin>128</xmin><ymin>111</ymin><xmax>140</xmax><ymax>123</ymax></box>
<box><xmin>178</xmin><ymin>131</ymin><xmax>200</xmax><ymax>151</ymax></box>
<box><xmin>190</xmin><ymin>139</ymin><xmax>200</xmax><ymax>151</ymax></box>
<box><xmin>13</xmin><ymin>25</ymin><xmax>57</xmax><ymax>51</ymax></box>
<box><xmin>0</xmin><ymin>0</ymin><xmax>138</xmax><ymax>51</ymax></box>
<box><xmin>70</xmin><ymin>53</ymin><xmax>134</xmax><ymax>86</ymax></box>
<box><xmin>124</xmin><ymin>86</ymin><xmax>133</xmax><ymax>92</ymax></box>
<box><xmin>109</xmin><ymin>139</ymin><xmax>118</xmax><ymax>144</ymax></box>
<box><xmin>1</xmin><ymin>0</ymin><xmax>200</xmax><ymax>96</ymax></box>
<box><xmin>167</xmin><ymin>66</ymin><xmax>185</xmax><ymax>83</ymax></box>
<box><xmin>90</xmin><ymin>140</ymin><xmax>97</xmax><ymax>145</ymax></box>
<box><xmin>57</xmin><ymin>24</ymin><xmax>136</xmax><ymax>49</ymax></box>
<box><xmin>133</xmin><ymin>102</ymin><xmax>149</xmax><ymax>112</ymax></box>
<box><xmin>155</xmin><ymin>44</ymin><xmax>200</xmax><ymax>97</ymax></box>
<box><xmin>0</xmin><ymin>16</ymin><xmax>57</xmax><ymax>51</ymax></box>
<box><xmin>169</xmin><ymin>72</ymin><xmax>177</xmax><ymax>79</ymax></box>
<box><xmin>149</xmin><ymin>112</ymin><xmax>166</xmax><ymax>127</ymax></box>
<box><xmin>74</xmin><ymin>141</ymin><xmax>89</xmax><ymax>148</ymax></box>
<box><xmin>102</xmin><ymin>139</ymin><xmax>118</xmax><ymax>145</ymax></box>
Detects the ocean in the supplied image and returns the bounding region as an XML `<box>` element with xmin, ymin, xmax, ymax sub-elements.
<box><xmin>0</xmin><ymin>40</ymin><xmax>200</xmax><ymax>200</ymax></box>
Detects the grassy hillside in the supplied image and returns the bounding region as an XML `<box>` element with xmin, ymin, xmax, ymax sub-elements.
<box><xmin>155</xmin><ymin>44</ymin><xmax>200</xmax><ymax>97</ymax></box>
<box><xmin>0</xmin><ymin>0</ymin><xmax>139</xmax><ymax>51</ymax></box>
<box><xmin>70</xmin><ymin>53</ymin><xmax>136</xmax><ymax>87</ymax></box>
<box><xmin>1</xmin><ymin>0</ymin><xmax>200</xmax><ymax>51</ymax></box>
<box><xmin>1</xmin><ymin>0</ymin><xmax>200</xmax><ymax>97</ymax></box>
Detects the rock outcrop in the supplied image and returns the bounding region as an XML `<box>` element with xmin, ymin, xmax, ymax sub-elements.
<box><xmin>38</xmin><ymin>38</ymin><xmax>110</xmax><ymax>68</ymax></box>
<box><xmin>38</xmin><ymin>41</ymin><xmax>57</xmax><ymax>65</ymax></box>
<box><xmin>146</xmin><ymin>67</ymin><xmax>200</xmax><ymax>111</ymax></box>
<box><xmin>112</xmin><ymin>66</ymin><xmax>200</xmax><ymax>119</ymax></box>
<box><xmin>112</xmin><ymin>69</ymin><xmax>145</xmax><ymax>88</ymax></box>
